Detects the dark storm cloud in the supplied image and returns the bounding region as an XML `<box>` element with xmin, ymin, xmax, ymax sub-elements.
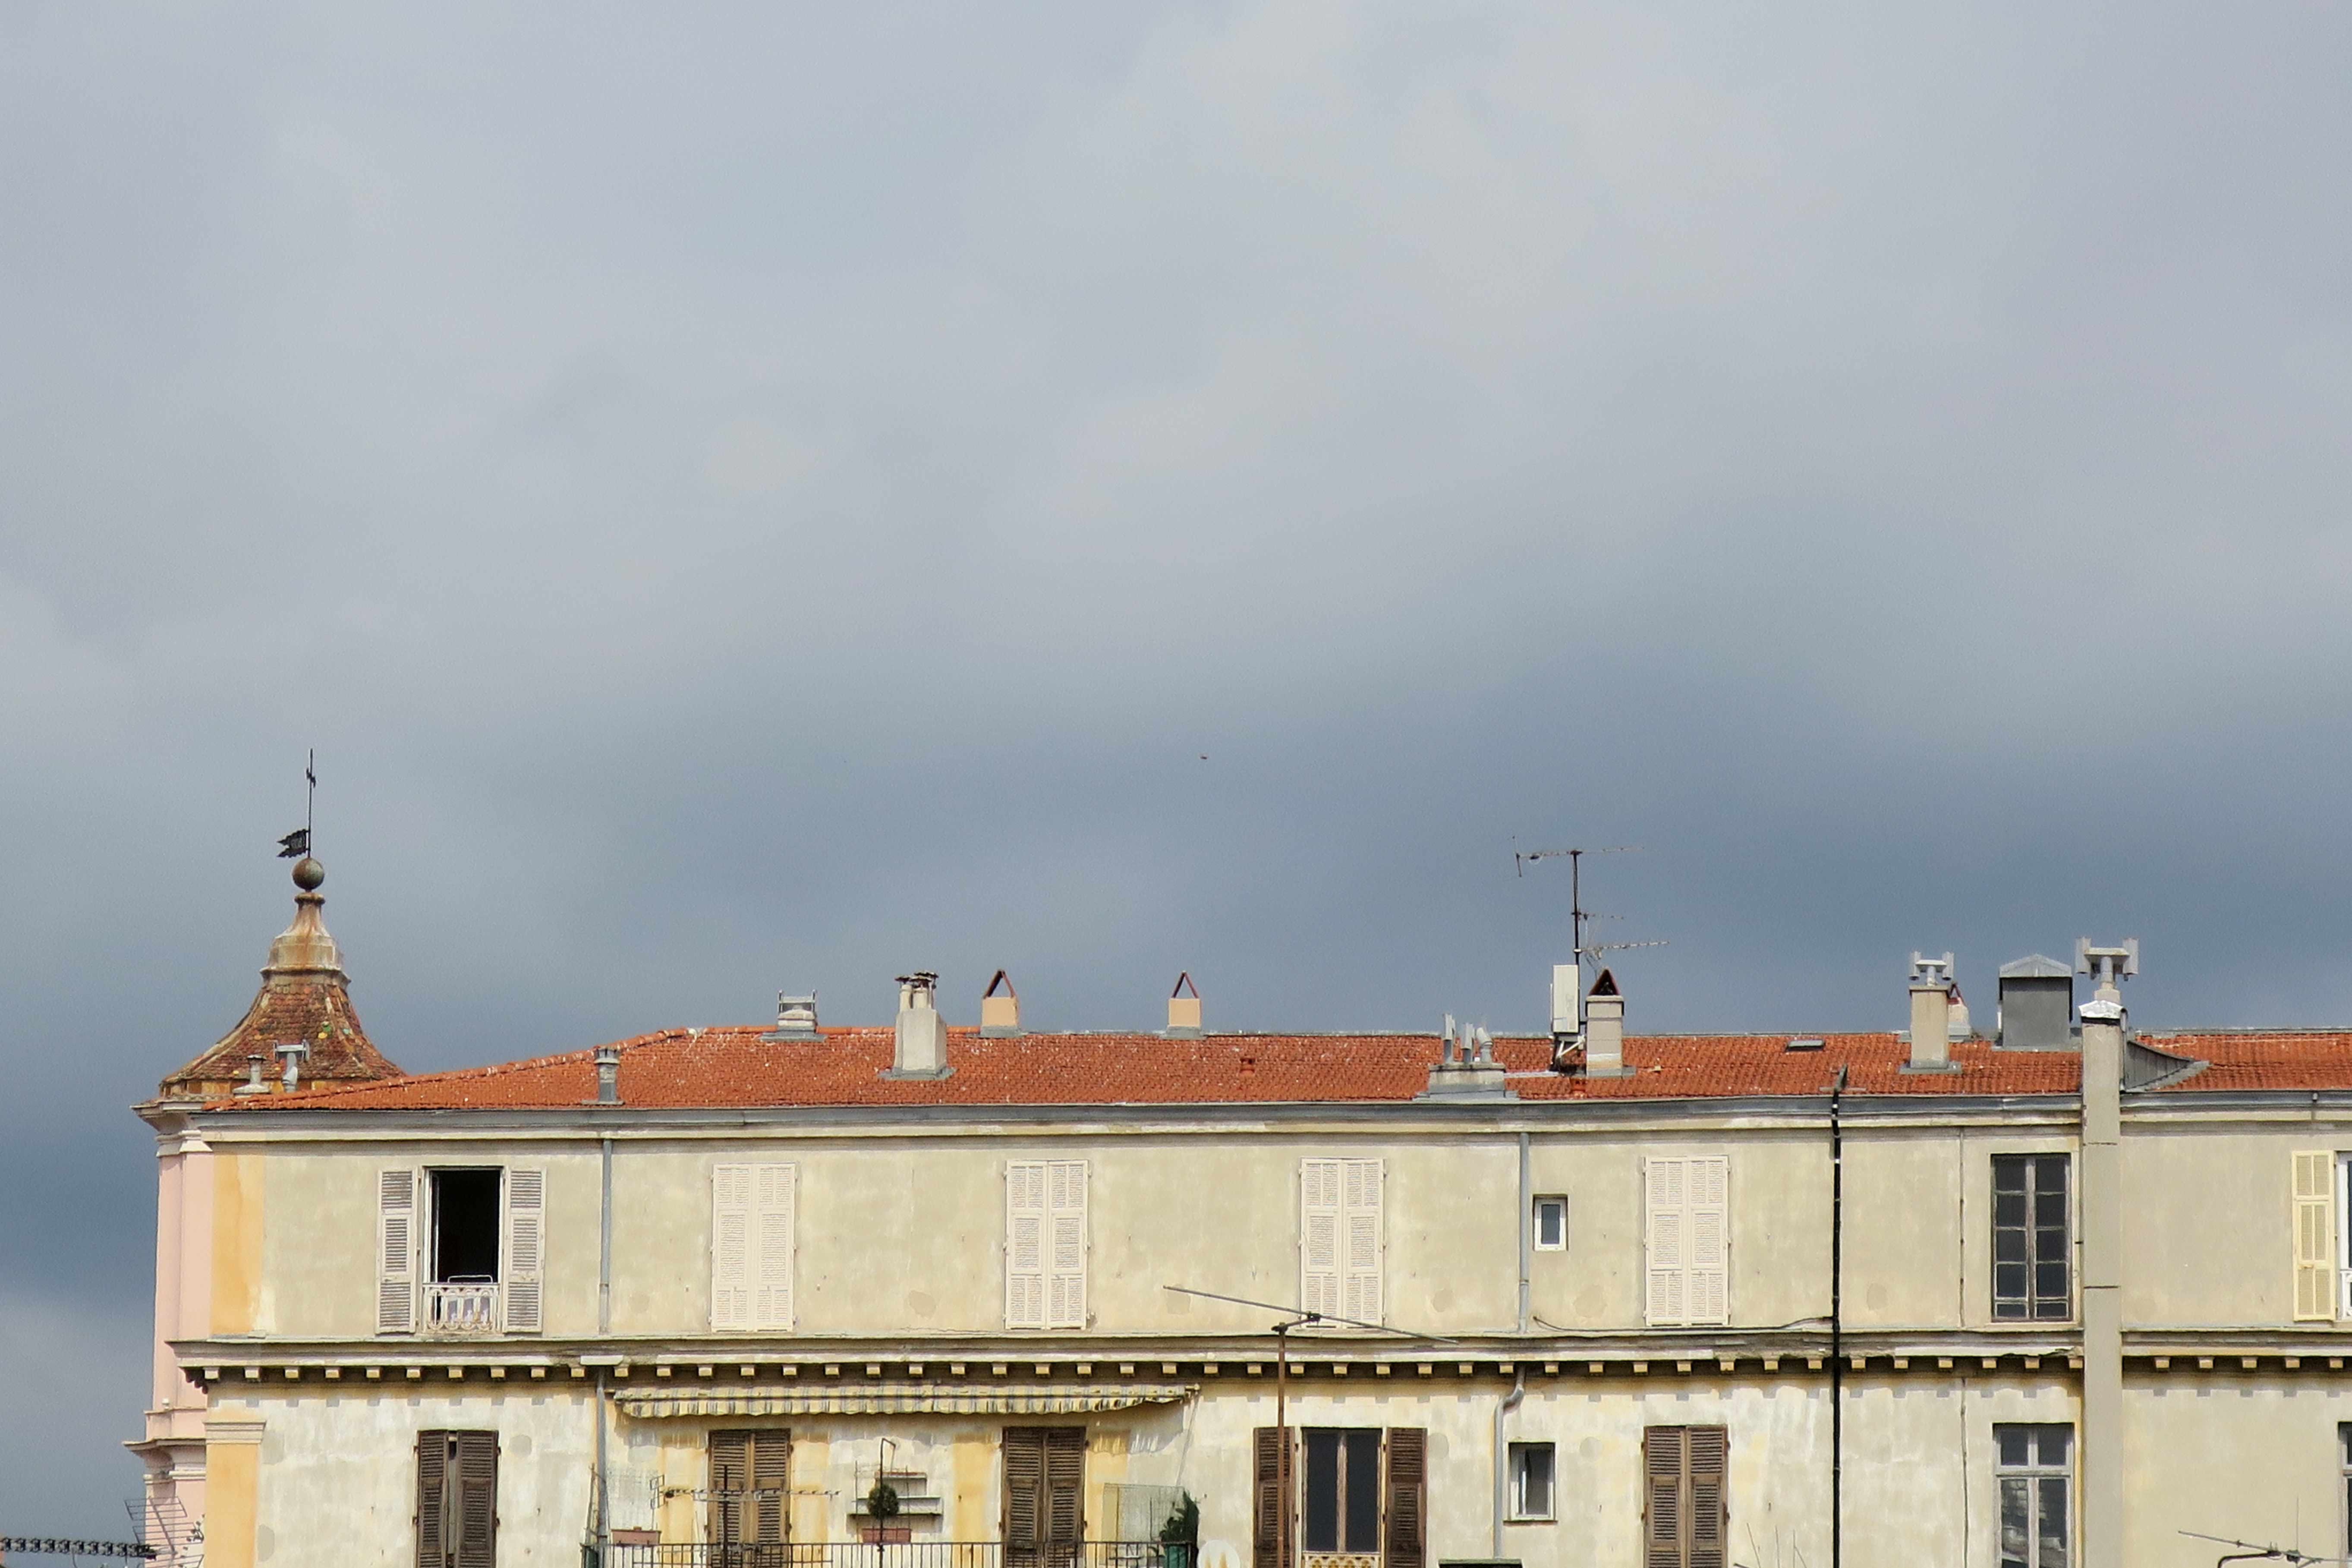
<box><xmin>4</xmin><ymin>0</ymin><xmax>2350</xmax><ymax>1533</ymax></box>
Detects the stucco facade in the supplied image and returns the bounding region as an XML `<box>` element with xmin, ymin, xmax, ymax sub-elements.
<box><xmin>131</xmin><ymin>879</ymin><xmax>2352</xmax><ymax>1568</ymax></box>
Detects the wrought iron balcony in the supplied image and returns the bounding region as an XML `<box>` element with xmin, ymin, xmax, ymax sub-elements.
<box><xmin>425</xmin><ymin>1278</ymin><xmax>500</xmax><ymax>1335</ymax></box>
<box><xmin>602</xmin><ymin>1540</ymin><xmax>1181</xmax><ymax>1568</ymax></box>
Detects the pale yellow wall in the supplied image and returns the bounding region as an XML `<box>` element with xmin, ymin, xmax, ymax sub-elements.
<box><xmin>205</xmin><ymin>1435</ymin><xmax>260</xmax><ymax>1568</ymax></box>
<box><xmin>206</xmin><ymin>1109</ymin><xmax>2352</xmax><ymax>1346</ymax></box>
<box><xmin>2122</xmin><ymin>1127</ymin><xmax>2300</xmax><ymax>1328</ymax></box>
<box><xmin>212</xmin><ymin>1152</ymin><xmax>264</xmax><ymax>1335</ymax></box>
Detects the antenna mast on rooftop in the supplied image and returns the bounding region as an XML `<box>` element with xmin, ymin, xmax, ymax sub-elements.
<box><xmin>1514</xmin><ymin>842</ymin><xmax>1666</xmax><ymax>1060</ymax></box>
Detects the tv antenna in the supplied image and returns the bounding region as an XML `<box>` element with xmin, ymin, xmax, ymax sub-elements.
<box><xmin>1514</xmin><ymin>842</ymin><xmax>1666</xmax><ymax>1056</ymax></box>
<box><xmin>2179</xmin><ymin>1531</ymin><xmax>2349</xmax><ymax>1566</ymax></box>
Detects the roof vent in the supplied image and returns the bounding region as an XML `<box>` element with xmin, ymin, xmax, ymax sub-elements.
<box><xmin>1996</xmin><ymin>955</ymin><xmax>2075</xmax><ymax>1051</ymax></box>
<box><xmin>1166</xmin><ymin>973</ymin><xmax>1202</xmax><ymax>1039</ymax></box>
<box><xmin>886</xmin><ymin>971</ymin><xmax>951</xmax><ymax>1080</ymax></box>
<box><xmin>980</xmin><ymin>970</ymin><xmax>1021</xmax><ymax>1038</ymax></box>
<box><xmin>1419</xmin><ymin>1014</ymin><xmax>1512</xmax><ymax>1101</ymax></box>
<box><xmin>766</xmin><ymin>992</ymin><xmax>820</xmax><ymax>1042</ymax></box>
<box><xmin>1785</xmin><ymin>1037</ymin><xmax>1824</xmax><ymax>1053</ymax></box>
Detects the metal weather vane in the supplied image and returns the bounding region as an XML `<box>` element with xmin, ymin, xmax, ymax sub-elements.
<box><xmin>277</xmin><ymin>750</ymin><xmax>317</xmax><ymax>859</ymax></box>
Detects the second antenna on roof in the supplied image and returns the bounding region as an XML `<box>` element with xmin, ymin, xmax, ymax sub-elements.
<box><xmin>1513</xmin><ymin>841</ymin><xmax>1665</xmax><ymax>1069</ymax></box>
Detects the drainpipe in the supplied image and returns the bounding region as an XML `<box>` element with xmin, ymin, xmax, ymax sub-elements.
<box><xmin>599</xmin><ymin>1137</ymin><xmax>614</xmax><ymax>1335</ymax></box>
<box><xmin>593</xmin><ymin>1366</ymin><xmax>611</xmax><ymax>1566</ymax></box>
<box><xmin>1516</xmin><ymin>1133</ymin><xmax>1532</xmax><ymax>1334</ymax></box>
<box><xmin>1491</xmin><ymin>1367</ymin><xmax>1525</xmax><ymax>1557</ymax></box>
<box><xmin>2078</xmin><ymin>943</ymin><xmax>2133</xmax><ymax>1568</ymax></box>
<box><xmin>1829</xmin><ymin>1065</ymin><xmax>1848</xmax><ymax>1568</ymax></box>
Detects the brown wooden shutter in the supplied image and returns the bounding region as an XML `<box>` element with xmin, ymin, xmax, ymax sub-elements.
<box><xmin>710</xmin><ymin>1430</ymin><xmax>750</xmax><ymax>1546</ymax></box>
<box><xmin>1644</xmin><ymin>1426</ymin><xmax>1686</xmax><ymax>1568</ymax></box>
<box><xmin>1005</xmin><ymin>1428</ymin><xmax>1045</xmax><ymax>1558</ymax></box>
<box><xmin>1687</xmin><ymin>1427</ymin><xmax>1728</xmax><ymax>1568</ymax></box>
<box><xmin>1252</xmin><ymin>1427</ymin><xmax>1285</xmax><ymax>1568</ymax></box>
<box><xmin>1045</xmin><ymin>1426</ymin><xmax>1086</xmax><ymax>1553</ymax></box>
<box><xmin>753</xmin><ymin>1431</ymin><xmax>792</xmax><ymax>1544</ymax></box>
<box><xmin>415</xmin><ymin>1433</ymin><xmax>447</xmax><ymax>1568</ymax></box>
<box><xmin>451</xmin><ymin>1431</ymin><xmax>498</xmax><ymax>1568</ymax></box>
<box><xmin>1383</xmin><ymin>1427</ymin><xmax>1426</xmax><ymax>1568</ymax></box>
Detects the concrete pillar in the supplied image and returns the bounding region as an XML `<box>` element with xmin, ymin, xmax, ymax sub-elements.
<box><xmin>2079</xmin><ymin>982</ymin><xmax>2126</xmax><ymax>1568</ymax></box>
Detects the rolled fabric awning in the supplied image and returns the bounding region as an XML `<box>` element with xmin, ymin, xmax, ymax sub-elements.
<box><xmin>615</xmin><ymin>1382</ymin><xmax>1197</xmax><ymax>1419</ymax></box>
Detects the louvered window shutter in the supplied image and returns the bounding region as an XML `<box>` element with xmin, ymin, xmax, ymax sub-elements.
<box><xmin>1004</xmin><ymin>1428</ymin><xmax>1044</xmax><ymax>1549</ymax></box>
<box><xmin>1383</xmin><ymin>1427</ymin><xmax>1426</xmax><ymax>1568</ymax></box>
<box><xmin>1006</xmin><ymin>1163</ymin><xmax>1047</xmax><ymax>1329</ymax></box>
<box><xmin>1300</xmin><ymin>1159</ymin><xmax>1341</xmax><ymax>1318</ymax></box>
<box><xmin>1645</xmin><ymin>1159</ymin><xmax>1688</xmax><ymax>1326</ymax></box>
<box><xmin>752</xmin><ymin>1430</ymin><xmax>792</xmax><ymax>1544</ymax></box>
<box><xmin>501</xmin><ymin>1169</ymin><xmax>544</xmax><ymax>1334</ymax></box>
<box><xmin>1686</xmin><ymin>1426</ymin><xmax>1728</xmax><ymax>1568</ymax></box>
<box><xmin>1644</xmin><ymin>1426</ymin><xmax>1686</xmax><ymax>1568</ymax></box>
<box><xmin>415</xmin><ymin>1432</ymin><xmax>447</xmax><ymax>1568</ymax></box>
<box><xmin>379</xmin><ymin>1168</ymin><xmax>418</xmax><ymax>1335</ymax></box>
<box><xmin>2294</xmin><ymin>1151</ymin><xmax>2337</xmax><ymax>1322</ymax></box>
<box><xmin>452</xmin><ymin>1431</ymin><xmax>498</xmax><ymax>1568</ymax></box>
<box><xmin>1342</xmin><ymin>1159</ymin><xmax>1384</xmax><ymax>1325</ymax></box>
<box><xmin>713</xmin><ymin>1165</ymin><xmax>753</xmax><ymax>1330</ymax></box>
<box><xmin>1046</xmin><ymin>1161</ymin><xmax>1088</xmax><ymax>1329</ymax></box>
<box><xmin>1686</xmin><ymin>1156</ymin><xmax>1729</xmax><ymax>1327</ymax></box>
<box><xmin>754</xmin><ymin>1163</ymin><xmax>797</xmax><ymax>1331</ymax></box>
<box><xmin>1045</xmin><ymin>1426</ymin><xmax>1086</xmax><ymax>1544</ymax></box>
<box><xmin>1252</xmin><ymin>1427</ymin><xmax>1287</xmax><ymax>1568</ymax></box>
<box><xmin>709</xmin><ymin>1430</ymin><xmax>751</xmax><ymax>1546</ymax></box>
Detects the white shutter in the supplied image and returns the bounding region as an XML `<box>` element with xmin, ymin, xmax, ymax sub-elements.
<box><xmin>1046</xmin><ymin>1160</ymin><xmax>1088</xmax><ymax>1329</ymax></box>
<box><xmin>1341</xmin><ymin>1158</ymin><xmax>1383</xmax><ymax>1326</ymax></box>
<box><xmin>2294</xmin><ymin>1151</ymin><xmax>2336</xmax><ymax>1322</ymax></box>
<box><xmin>503</xmin><ymin>1168</ymin><xmax>545</xmax><ymax>1334</ymax></box>
<box><xmin>377</xmin><ymin>1168</ymin><xmax>417</xmax><ymax>1334</ymax></box>
<box><xmin>1300</xmin><ymin>1158</ymin><xmax>1342</xmax><ymax>1318</ymax></box>
<box><xmin>1645</xmin><ymin>1158</ymin><xmax>1687</xmax><ymax>1326</ymax></box>
<box><xmin>754</xmin><ymin>1163</ymin><xmax>797</xmax><ymax>1331</ymax></box>
<box><xmin>712</xmin><ymin>1164</ymin><xmax>753</xmax><ymax>1331</ymax></box>
<box><xmin>1686</xmin><ymin>1155</ymin><xmax>1729</xmax><ymax>1326</ymax></box>
<box><xmin>1006</xmin><ymin>1161</ymin><xmax>1047</xmax><ymax>1329</ymax></box>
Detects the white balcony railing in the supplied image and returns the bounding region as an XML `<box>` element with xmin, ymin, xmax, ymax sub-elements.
<box><xmin>427</xmin><ymin>1279</ymin><xmax>500</xmax><ymax>1335</ymax></box>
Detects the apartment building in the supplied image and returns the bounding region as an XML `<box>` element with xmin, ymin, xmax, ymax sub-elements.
<box><xmin>132</xmin><ymin>860</ymin><xmax>2352</xmax><ymax>1568</ymax></box>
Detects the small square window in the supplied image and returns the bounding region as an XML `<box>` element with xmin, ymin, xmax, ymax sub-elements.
<box><xmin>1533</xmin><ymin>1196</ymin><xmax>1568</xmax><ymax>1251</ymax></box>
<box><xmin>1508</xmin><ymin>1442</ymin><xmax>1555</xmax><ymax>1521</ymax></box>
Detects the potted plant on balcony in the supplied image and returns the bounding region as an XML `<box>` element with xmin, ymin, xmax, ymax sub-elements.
<box><xmin>863</xmin><ymin>1477</ymin><xmax>900</xmax><ymax>1547</ymax></box>
<box><xmin>1159</xmin><ymin>1492</ymin><xmax>1199</xmax><ymax>1568</ymax></box>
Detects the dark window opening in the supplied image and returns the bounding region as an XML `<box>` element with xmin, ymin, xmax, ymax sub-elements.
<box><xmin>431</xmin><ymin>1169</ymin><xmax>501</xmax><ymax>1284</ymax></box>
<box><xmin>1993</xmin><ymin>1155</ymin><xmax>2070</xmax><ymax>1322</ymax></box>
<box><xmin>1302</xmin><ymin>1429</ymin><xmax>1381</xmax><ymax>1554</ymax></box>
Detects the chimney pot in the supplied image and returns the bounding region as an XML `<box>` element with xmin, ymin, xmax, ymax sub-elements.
<box><xmin>595</xmin><ymin>1046</ymin><xmax>622</xmax><ymax>1105</ymax></box>
<box><xmin>1905</xmin><ymin>951</ymin><xmax>1958</xmax><ymax>1073</ymax></box>
<box><xmin>1166</xmin><ymin>973</ymin><xmax>1202</xmax><ymax>1039</ymax></box>
<box><xmin>980</xmin><ymin>970</ymin><xmax>1021</xmax><ymax>1038</ymax></box>
<box><xmin>1583</xmin><ymin>970</ymin><xmax>1630</xmax><ymax>1077</ymax></box>
<box><xmin>769</xmin><ymin>992</ymin><xmax>819</xmax><ymax>1040</ymax></box>
<box><xmin>888</xmin><ymin>971</ymin><xmax>950</xmax><ymax>1079</ymax></box>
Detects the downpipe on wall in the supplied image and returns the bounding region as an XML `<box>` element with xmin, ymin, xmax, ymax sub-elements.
<box><xmin>1492</xmin><ymin>1366</ymin><xmax>1525</xmax><ymax>1557</ymax></box>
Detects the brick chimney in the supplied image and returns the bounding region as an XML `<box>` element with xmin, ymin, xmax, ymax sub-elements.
<box><xmin>980</xmin><ymin>970</ymin><xmax>1020</xmax><ymax>1038</ymax></box>
<box><xmin>1584</xmin><ymin>969</ymin><xmax>1631</xmax><ymax>1077</ymax></box>
<box><xmin>888</xmin><ymin>972</ymin><xmax>950</xmax><ymax>1079</ymax></box>
<box><xmin>1906</xmin><ymin>952</ymin><xmax>1958</xmax><ymax>1072</ymax></box>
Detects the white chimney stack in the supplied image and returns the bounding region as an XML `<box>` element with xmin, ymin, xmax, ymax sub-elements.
<box><xmin>1583</xmin><ymin>970</ymin><xmax>1630</xmax><ymax>1077</ymax></box>
<box><xmin>594</xmin><ymin>1045</ymin><xmax>622</xmax><ymax>1104</ymax></box>
<box><xmin>890</xmin><ymin>971</ymin><xmax>950</xmax><ymax>1078</ymax></box>
<box><xmin>1906</xmin><ymin>952</ymin><xmax>1957</xmax><ymax>1072</ymax></box>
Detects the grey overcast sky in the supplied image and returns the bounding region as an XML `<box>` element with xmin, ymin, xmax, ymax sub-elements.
<box><xmin>5</xmin><ymin>0</ymin><xmax>2351</xmax><ymax>1533</ymax></box>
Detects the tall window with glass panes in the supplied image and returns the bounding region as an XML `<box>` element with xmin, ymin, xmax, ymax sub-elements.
<box><xmin>1996</xmin><ymin>1424</ymin><xmax>2072</xmax><ymax>1568</ymax></box>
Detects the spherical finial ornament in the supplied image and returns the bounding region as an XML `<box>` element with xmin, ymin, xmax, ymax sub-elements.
<box><xmin>291</xmin><ymin>856</ymin><xmax>326</xmax><ymax>891</ymax></box>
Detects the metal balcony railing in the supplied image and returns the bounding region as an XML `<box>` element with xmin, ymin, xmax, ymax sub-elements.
<box><xmin>602</xmin><ymin>1541</ymin><xmax>1183</xmax><ymax>1568</ymax></box>
<box><xmin>425</xmin><ymin>1279</ymin><xmax>499</xmax><ymax>1335</ymax></box>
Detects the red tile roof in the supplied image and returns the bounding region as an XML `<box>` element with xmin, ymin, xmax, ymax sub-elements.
<box><xmin>198</xmin><ymin>1023</ymin><xmax>2352</xmax><ymax>1114</ymax></box>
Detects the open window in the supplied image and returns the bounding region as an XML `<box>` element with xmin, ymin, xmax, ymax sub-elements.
<box><xmin>388</xmin><ymin>1166</ymin><xmax>541</xmax><ymax>1337</ymax></box>
<box><xmin>1252</xmin><ymin>1426</ymin><xmax>1425</xmax><ymax>1568</ymax></box>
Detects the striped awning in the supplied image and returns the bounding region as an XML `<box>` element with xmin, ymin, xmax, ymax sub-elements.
<box><xmin>616</xmin><ymin>1383</ymin><xmax>1197</xmax><ymax>1419</ymax></box>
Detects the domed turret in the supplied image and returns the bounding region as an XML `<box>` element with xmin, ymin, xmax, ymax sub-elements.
<box><xmin>156</xmin><ymin>857</ymin><xmax>402</xmax><ymax>1100</ymax></box>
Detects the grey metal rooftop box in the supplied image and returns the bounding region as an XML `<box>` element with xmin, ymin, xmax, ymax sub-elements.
<box><xmin>1997</xmin><ymin>954</ymin><xmax>2075</xmax><ymax>1050</ymax></box>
